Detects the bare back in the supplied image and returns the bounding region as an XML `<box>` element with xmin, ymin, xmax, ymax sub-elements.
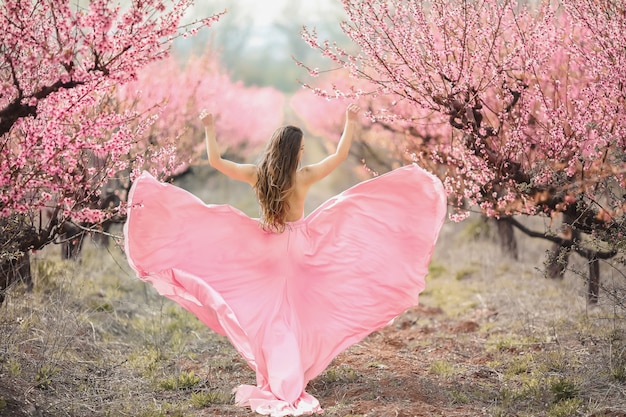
<box><xmin>283</xmin><ymin>169</ymin><xmax>313</xmax><ymax>222</ymax></box>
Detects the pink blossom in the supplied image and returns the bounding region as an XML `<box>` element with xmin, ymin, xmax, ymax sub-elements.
<box><xmin>1</xmin><ymin>0</ymin><xmax>224</xmax><ymax>251</ymax></box>
<box><xmin>298</xmin><ymin>0</ymin><xmax>625</xmax><ymax>227</ymax></box>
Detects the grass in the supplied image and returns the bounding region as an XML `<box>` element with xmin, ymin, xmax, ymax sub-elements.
<box><xmin>190</xmin><ymin>390</ymin><xmax>232</xmax><ymax>407</ymax></box>
<box><xmin>0</xmin><ymin>237</ymin><xmax>250</xmax><ymax>416</ymax></box>
<box><xmin>319</xmin><ymin>366</ymin><xmax>360</xmax><ymax>385</ymax></box>
<box><xmin>0</xmin><ymin>217</ymin><xmax>624</xmax><ymax>416</ymax></box>
<box><xmin>548</xmin><ymin>398</ymin><xmax>584</xmax><ymax>417</ymax></box>
<box><xmin>550</xmin><ymin>377</ymin><xmax>580</xmax><ymax>402</ymax></box>
<box><xmin>428</xmin><ymin>360</ymin><xmax>456</xmax><ymax>378</ymax></box>
<box><xmin>158</xmin><ymin>370</ymin><xmax>201</xmax><ymax>391</ymax></box>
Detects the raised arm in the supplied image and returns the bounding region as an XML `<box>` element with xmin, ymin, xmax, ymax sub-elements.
<box><xmin>200</xmin><ymin>111</ymin><xmax>257</xmax><ymax>186</ymax></box>
<box><xmin>300</xmin><ymin>104</ymin><xmax>360</xmax><ymax>186</ymax></box>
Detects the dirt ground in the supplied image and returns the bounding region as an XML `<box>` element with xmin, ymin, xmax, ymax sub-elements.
<box><xmin>305</xmin><ymin>304</ymin><xmax>498</xmax><ymax>417</ymax></box>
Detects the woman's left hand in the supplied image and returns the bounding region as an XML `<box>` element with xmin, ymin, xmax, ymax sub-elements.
<box><xmin>346</xmin><ymin>104</ymin><xmax>360</xmax><ymax>122</ymax></box>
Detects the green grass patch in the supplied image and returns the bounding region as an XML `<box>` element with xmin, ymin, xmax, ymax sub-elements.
<box><xmin>35</xmin><ymin>364</ymin><xmax>59</xmax><ymax>390</ymax></box>
<box><xmin>7</xmin><ymin>358</ymin><xmax>21</xmax><ymax>377</ymax></box>
<box><xmin>319</xmin><ymin>365</ymin><xmax>359</xmax><ymax>385</ymax></box>
<box><xmin>504</xmin><ymin>355</ymin><xmax>533</xmax><ymax>376</ymax></box>
<box><xmin>190</xmin><ymin>390</ymin><xmax>231</xmax><ymax>407</ymax></box>
<box><xmin>450</xmin><ymin>389</ymin><xmax>470</xmax><ymax>404</ymax></box>
<box><xmin>135</xmin><ymin>402</ymin><xmax>187</xmax><ymax>417</ymax></box>
<box><xmin>549</xmin><ymin>378</ymin><xmax>580</xmax><ymax>403</ymax></box>
<box><xmin>427</xmin><ymin>262</ymin><xmax>447</xmax><ymax>279</ymax></box>
<box><xmin>128</xmin><ymin>347</ymin><xmax>166</xmax><ymax>380</ymax></box>
<box><xmin>539</xmin><ymin>350</ymin><xmax>570</xmax><ymax>373</ymax></box>
<box><xmin>158</xmin><ymin>370</ymin><xmax>201</xmax><ymax>391</ymax></box>
<box><xmin>429</xmin><ymin>360</ymin><xmax>456</xmax><ymax>378</ymax></box>
<box><xmin>455</xmin><ymin>266</ymin><xmax>478</xmax><ymax>281</ymax></box>
<box><xmin>423</xmin><ymin>270</ymin><xmax>480</xmax><ymax>317</ymax></box>
<box><xmin>548</xmin><ymin>398</ymin><xmax>583</xmax><ymax>417</ymax></box>
<box><xmin>610</xmin><ymin>359</ymin><xmax>626</xmax><ymax>382</ymax></box>
<box><xmin>458</xmin><ymin>217</ymin><xmax>491</xmax><ymax>241</ymax></box>
<box><xmin>486</xmin><ymin>334</ymin><xmax>521</xmax><ymax>353</ymax></box>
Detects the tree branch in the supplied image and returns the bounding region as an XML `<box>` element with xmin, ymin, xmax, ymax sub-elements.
<box><xmin>503</xmin><ymin>216</ymin><xmax>617</xmax><ymax>259</ymax></box>
<box><xmin>0</xmin><ymin>79</ymin><xmax>82</xmax><ymax>136</ymax></box>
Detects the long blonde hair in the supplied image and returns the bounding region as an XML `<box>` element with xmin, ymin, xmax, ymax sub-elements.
<box><xmin>255</xmin><ymin>125</ymin><xmax>303</xmax><ymax>233</ymax></box>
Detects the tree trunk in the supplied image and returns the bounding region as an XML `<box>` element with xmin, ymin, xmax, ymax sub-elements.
<box><xmin>504</xmin><ymin>215</ymin><xmax>612</xmax><ymax>302</ymax></box>
<box><xmin>496</xmin><ymin>219</ymin><xmax>518</xmax><ymax>260</ymax></box>
<box><xmin>0</xmin><ymin>252</ymin><xmax>32</xmax><ymax>305</ymax></box>
<box><xmin>587</xmin><ymin>256</ymin><xmax>600</xmax><ymax>304</ymax></box>
<box><xmin>545</xmin><ymin>217</ymin><xmax>578</xmax><ymax>279</ymax></box>
<box><xmin>546</xmin><ymin>241</ymin><xmax>570</xmax><ymax>279</ymax></box>
<box><xmin>61</xmin><ymin>222</ymin><xmax>85</xmax><ymax>260</ymax></box>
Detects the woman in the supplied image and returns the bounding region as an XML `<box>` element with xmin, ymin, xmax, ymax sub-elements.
<box><xmin>124</xmin><ymin>104</ymin><xmax>447</xmax><ymax>416</ymax></box>
<box><xmin>202</xmin><ymin>104</ymin><xmax>360</xmax><ymax>232</ymax></box>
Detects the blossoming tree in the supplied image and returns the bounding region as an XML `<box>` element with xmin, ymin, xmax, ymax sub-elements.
<box><xmin>291</xmin><ymin>73</ymin><xmax>448</xmax><ymax>177</ymax></box>
<box><xmin>55</xmin><ymin>50</ymin><xmax>285</xmax><ymax>257</ymax></box>
<box><xmin>0</xmin><ymin>0</ymin><xmax>224</xmax><ymax>299</ymax></box>
<box><xmin>117</xmin><ymin>52</ymin><xmax>285</xmax><ymax>180</ymax></box>
<box><xmin>300</xmin><ymin>0</ymin><xmax>625</xmax><ymax>302</ymax></box>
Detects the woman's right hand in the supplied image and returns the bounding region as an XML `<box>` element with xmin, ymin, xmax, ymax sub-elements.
<box><xmin>199</xmin><ymin>110</ymin><xmax>214</xmax><ymax>128</ymax></box>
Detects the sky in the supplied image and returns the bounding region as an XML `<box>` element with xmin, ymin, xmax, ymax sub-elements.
<box><xmin>182</xmin><ymin>0</ymin><xmax>350</xmax><ymax>91</ymax></box>
<box><xmin>233</xmin><ymin>0</ymin><xmax>335</xmax><ymax>24</ymax></box>
<box><xmin>238</xmin><ymin>0</ymin><xmax>290</xmax><ymax>26</ymax></box>
<box><xmin>204</xmin><ymin>0</ymin><xmax>345</xmax><ymax>31</ymax></box>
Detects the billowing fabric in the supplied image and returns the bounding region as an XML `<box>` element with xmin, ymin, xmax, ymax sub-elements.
<box><xmin>123</xmin><ymin>164</ymin><xmax>447</xmax><ymax>416</ymax></box>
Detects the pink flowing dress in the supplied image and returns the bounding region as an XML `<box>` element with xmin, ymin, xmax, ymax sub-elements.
<box><xmin>123</xmin><ymin>164</ymin><xmax>447</xmax><ymax>416</ymax></box>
